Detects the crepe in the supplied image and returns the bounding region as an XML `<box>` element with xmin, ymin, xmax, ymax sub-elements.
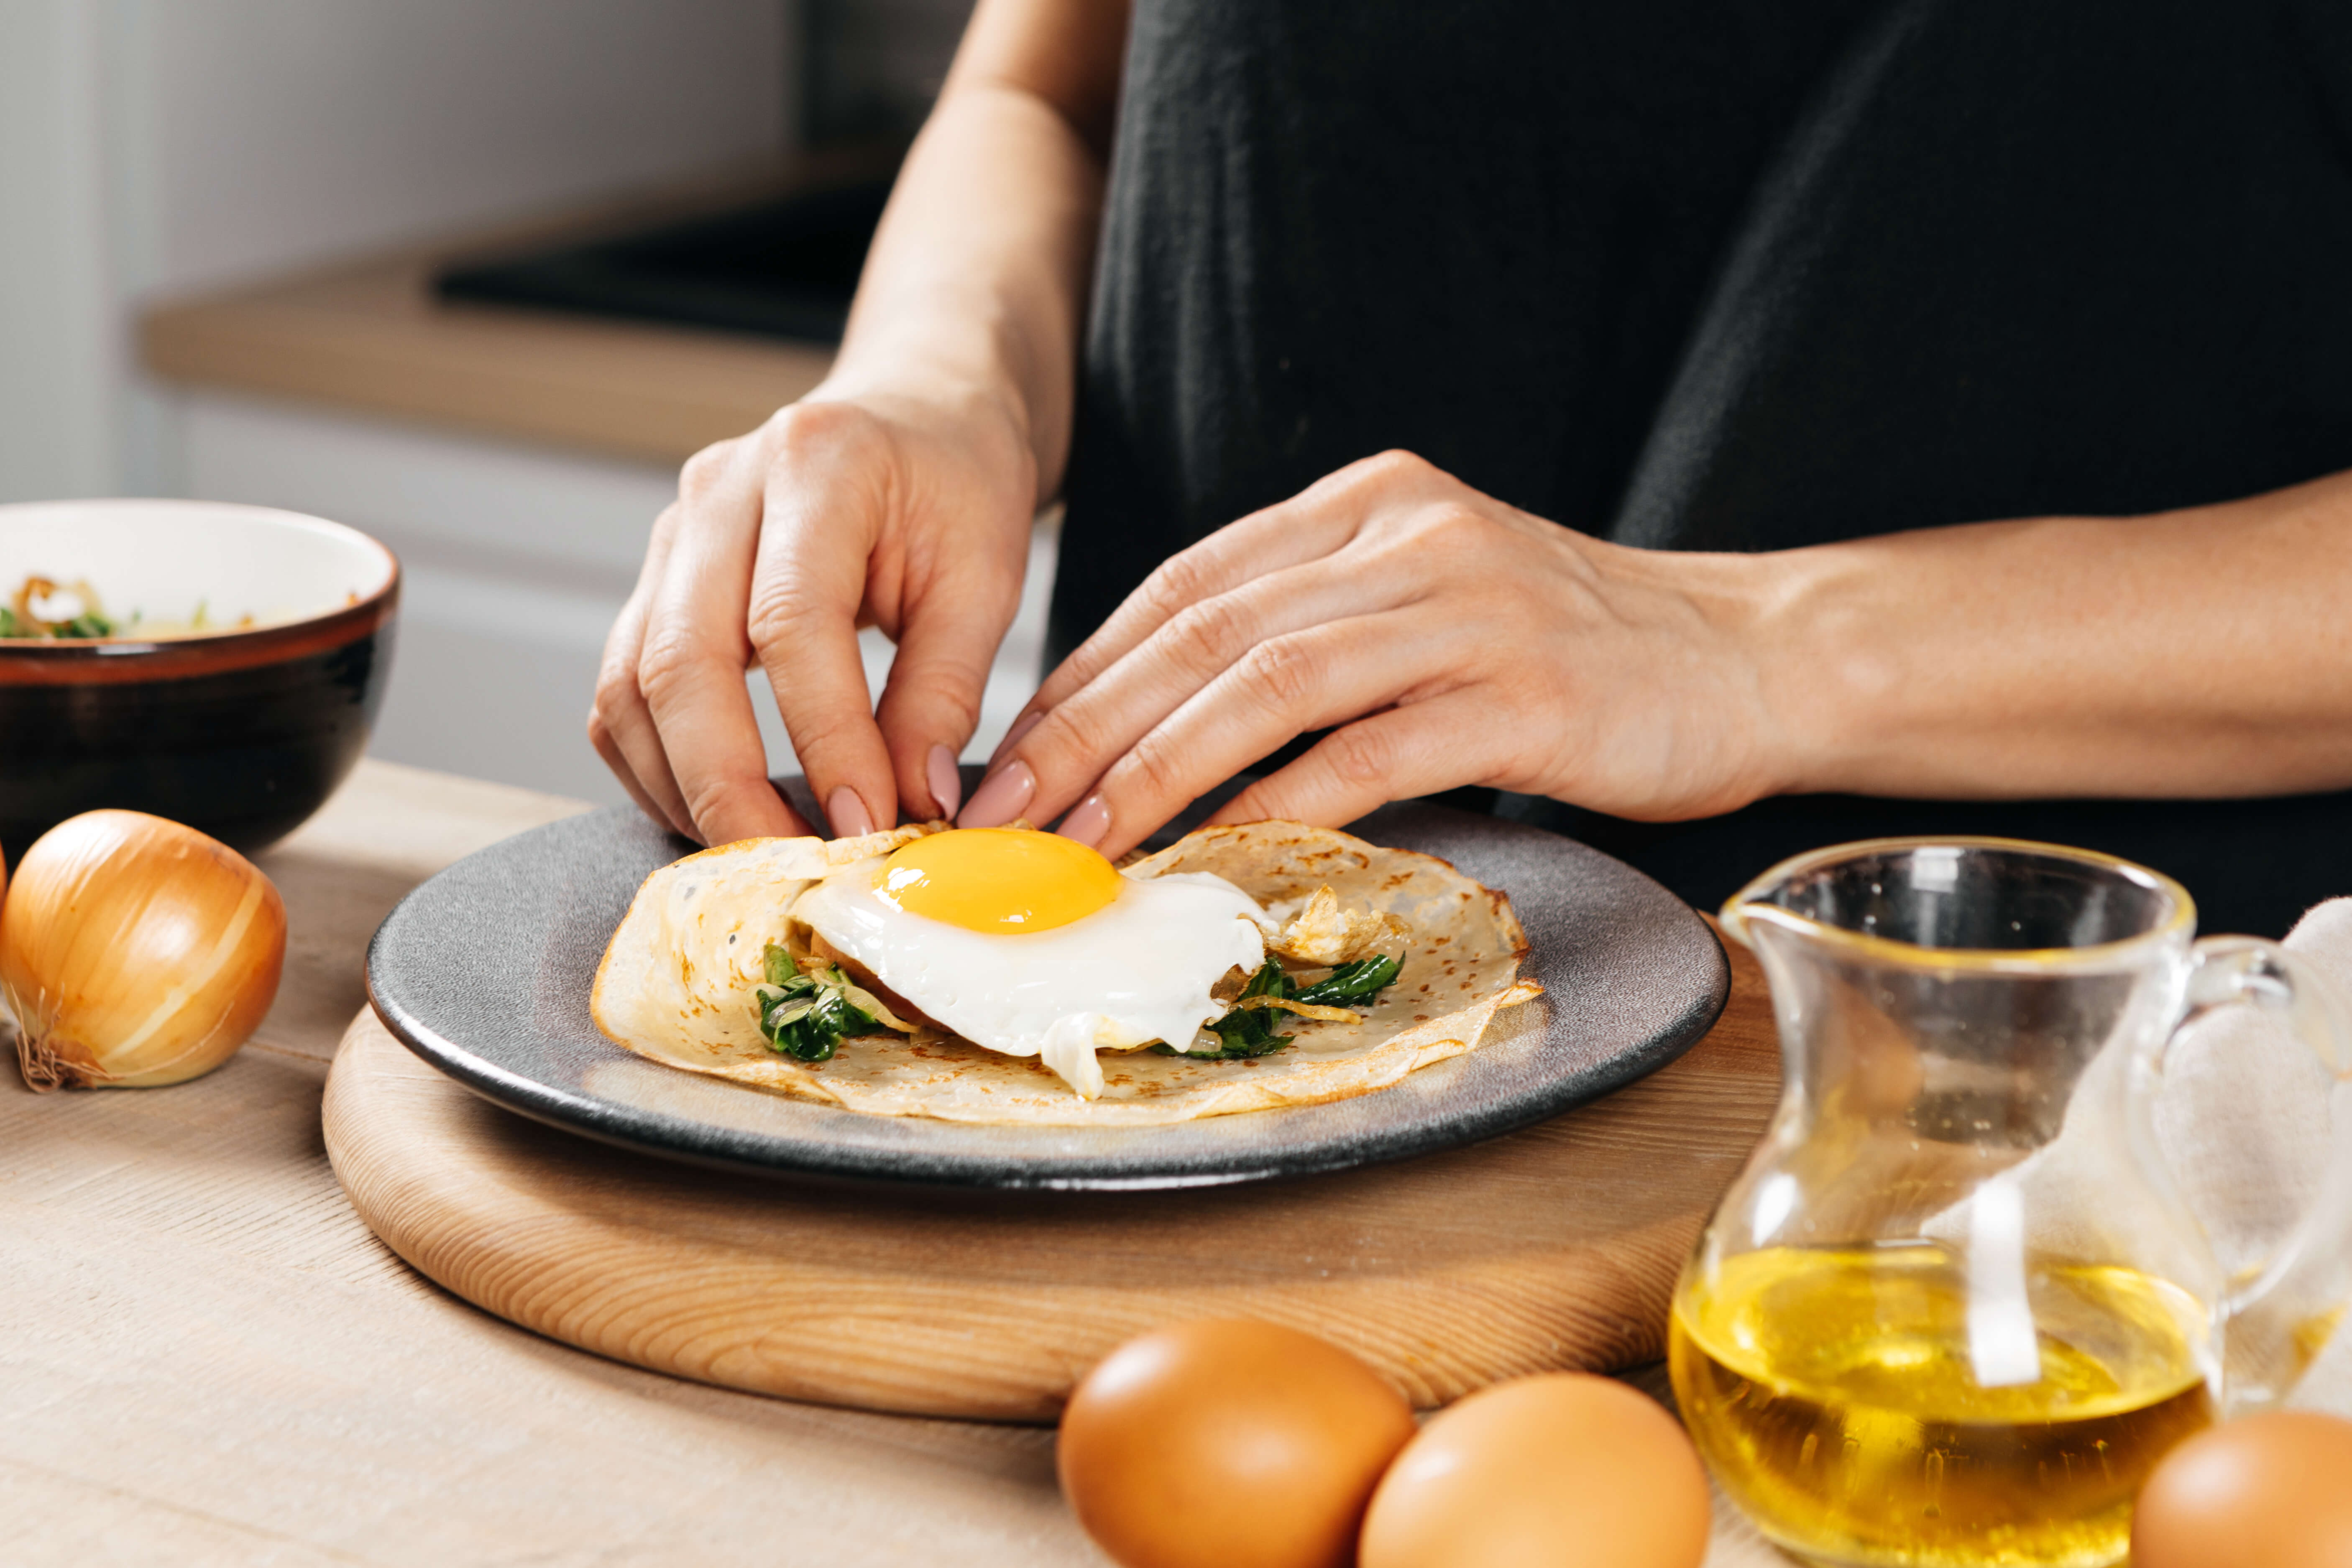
<box><xmin>590</xmin><ymin>820</ymin><xmax>1542</xmax><ymax>1126</ymax></box>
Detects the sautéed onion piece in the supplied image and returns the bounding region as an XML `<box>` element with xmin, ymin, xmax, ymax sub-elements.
<box><xmin>0</xmin><ymin>573</ymin><xmax>278</xmax><ymax>640</ymax></box>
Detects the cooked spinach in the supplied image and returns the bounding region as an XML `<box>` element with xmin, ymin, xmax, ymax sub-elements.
<box><xmin>1154</xmin><ymin>951</ymin><xmax>1404</xmax><ymax>1061</ymax></box>
<box><xmin>1291</xmin><ymin>953</ymin><xmax>1403</xmax><ymax>1006</ymax></box>
<box><xmin>0</xmin><ymin>605</ymin><xmax>110</xmax><ymax>639</ymax></box>
<box><xmin>754</xmin><ymin>944</ymin><xmax>879</xmax><ymax>1063</ymax></box>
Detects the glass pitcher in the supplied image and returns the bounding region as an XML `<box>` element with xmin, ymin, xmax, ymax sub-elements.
<box><xmin>1671</xmin><ymin>838</ymin><xmax>2352</xmax><ymax>1568</ymax></box>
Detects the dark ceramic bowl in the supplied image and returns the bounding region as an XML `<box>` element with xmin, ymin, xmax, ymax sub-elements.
<box><xmin>0</xmin><ymin>499</ymin><xmax>399</xmax><ymax>862</ymax></box>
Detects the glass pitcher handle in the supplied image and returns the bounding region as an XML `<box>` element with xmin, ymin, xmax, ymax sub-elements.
<box><xmin>2174</xmin><ymin>937</ymin><xmax>2352</xmax><ymax>1414</ymax></box>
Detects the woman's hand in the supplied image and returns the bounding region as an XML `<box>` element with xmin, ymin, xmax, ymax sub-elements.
<box><xmin>590</xmin><ymin>386</ymin><xmax>1037</xmax><ymax>845</ymax></box>
<box><xmin>586</xmin><ymin>0</ymin><xmax>1130</xmax><ymax>845</ymax></box>
<box><xmin>960</xmin><ymin>450</ymin><xmax>1797</xmax><ymax>858</ymax></box>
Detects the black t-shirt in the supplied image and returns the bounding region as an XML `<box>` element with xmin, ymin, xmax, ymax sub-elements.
<box><xmin>1053</xmin><ymin>0</ymin><xmax>2352</xmax><ymax>935</ymax></box>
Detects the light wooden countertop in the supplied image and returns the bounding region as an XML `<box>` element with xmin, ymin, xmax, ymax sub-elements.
<box><xmin>0</xmin><ymin>760</ymin><xmax>1795</xmax><ymax>1566</ymax></box>
<box><xmin>139</xmin><ymin>161</ymin><xmax>856</xmax><ymax>466</ymax></box>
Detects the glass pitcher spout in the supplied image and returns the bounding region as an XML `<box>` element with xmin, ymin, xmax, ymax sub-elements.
<box><xmin>1677</xmin><ymin>837</ymin><xmax>2352</xmax><ymax>1568</ymax></box>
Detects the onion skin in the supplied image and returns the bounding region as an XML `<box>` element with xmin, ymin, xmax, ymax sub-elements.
<box><xmin>0</xmin><ymin>810</ymin><xmax>286</xmax><ymax>1090</ymax></box>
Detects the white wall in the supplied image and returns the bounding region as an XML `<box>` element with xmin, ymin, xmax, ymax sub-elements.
<box><xmin>0</xmin><ymin>0</ymin><xmax>123</xmax><ymax>500</ymax></box>
<box><xmin>0</xmin><ymin>0</ymin><xmax>793</xmax><ymax>505</ymax></box>
<box><xmin>124</xmin><ymin>0</ymin><xmax>793</xmax><ymax>298</ymax></box>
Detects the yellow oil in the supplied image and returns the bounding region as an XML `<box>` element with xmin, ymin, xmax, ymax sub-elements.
<box><xmin>1669</xmin><ymin>1244</ymin><xmax>2217</xmax><ymax>1568</ymax></box>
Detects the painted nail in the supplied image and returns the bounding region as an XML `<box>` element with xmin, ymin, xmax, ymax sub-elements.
<box><xmin>959</xmin><ymin>759</ymin><xmax>1035</xmax><ymax>829</ymax></box>
<box><xmin>1057</xmin><ymin>793</ymin><xmax>1111</xmax><ymax>850</ymax></box>
<box><xmin>826</xmin><ymin>785</ymin><xmax>874</xmax><ymax>839</ymax></box>
<box><xmin>987</xmin><ymin>709</ymin><xmax>1043</xmax><ymax>768</ymax></box>
<box><xmin>925</xmin><ymin>743</ymin><xmax>963</xmax><ymax>820</ymax></box>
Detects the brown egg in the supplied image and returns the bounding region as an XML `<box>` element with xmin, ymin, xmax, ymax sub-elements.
<box><xmin>1359</xmin><ymin>1373</ymin><xmax>1710</xmax><ymax>1568</ymax></box>
<box><xmin>2133</xmin><ymin>1410</ymin><xmax>2352</xmax><ymax>1568</ymax></box>
<box><xmin>1056</xmin><ymin>1318</ymin><xmax>1416</xmax><ymax>1568</ymax></box>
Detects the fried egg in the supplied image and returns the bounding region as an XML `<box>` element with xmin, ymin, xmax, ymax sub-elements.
<box><xmin>793</xmin><ymin>827</ymin><xmax>1266</xmax><ymax>1098</ymax></box>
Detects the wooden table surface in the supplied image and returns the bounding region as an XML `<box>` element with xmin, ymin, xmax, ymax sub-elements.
<box><xmin>0</xmin><ymin>760</ymin><xmax>1791</xmax><ymax>1567</ymax></box>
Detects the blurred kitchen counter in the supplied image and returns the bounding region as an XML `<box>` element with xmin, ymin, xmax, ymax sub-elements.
<box><xmin>139</xmin><ymin>156</ymin><xmax>861</xmax><ymax>466</ymax></box>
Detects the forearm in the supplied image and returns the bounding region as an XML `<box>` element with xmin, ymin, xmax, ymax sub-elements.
<box><xmin>1757</xmin><ymin>468</ymin><xmax>2352</xmax><ymax>800</ymax></box>
<box><xmin>821</xmin><ymin>0</ymin><xmax>1127</xmax><ymax>503</ymax></box>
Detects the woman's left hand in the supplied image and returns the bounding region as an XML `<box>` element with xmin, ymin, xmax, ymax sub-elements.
<box><xmin>956</xmin><ymin>449</ymin><xmax>1805</xmax><ymax>858</ymax></box>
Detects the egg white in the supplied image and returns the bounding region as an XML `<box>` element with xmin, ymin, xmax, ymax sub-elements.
<box><xmin>793</xmin><ymin>866</ymin><xmax>1268</xmax><ymax>1098</ymax></box>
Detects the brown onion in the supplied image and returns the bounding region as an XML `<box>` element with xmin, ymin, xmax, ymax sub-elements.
<box><xmin>0</xmin><ymin>810</ymin><xmax>285</xmax><ymax>1090</ymax></box>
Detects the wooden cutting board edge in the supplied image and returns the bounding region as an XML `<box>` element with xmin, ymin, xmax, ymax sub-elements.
<box><xmin>323</xmin><ymin>928</ymin><xmax>1782</xmax><ymax>1422</ymax></box>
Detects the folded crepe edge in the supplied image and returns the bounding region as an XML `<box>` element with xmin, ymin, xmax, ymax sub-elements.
<box><xmin>588</xmin><ymin>822</ymin><xmax>937</xmax><ymax>1058</ymax></box>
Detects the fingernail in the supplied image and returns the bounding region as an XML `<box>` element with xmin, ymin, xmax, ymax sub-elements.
<box><xmin>925</xmin><ymin>743</ymin><xmax>962</xmax><ymax>820</ymax></box>
<box><xmin>1057</xmin><ymin>793</ymin><xmax>1111</xmax><ymax>850</ymax></box>
<box><xmin>988</xmin><ymin>710</ymin><xmax>1043</xmax><ymax>767</ymax></box>
<box><xmin>827</xmin><ymin>785</ymin><xmax>874</xmax><ymax>839</ymax></box>
<box><xmin>959</xmin><ymin>759</ymin><xmax>1034</xmax><ymax>829</ymax></box>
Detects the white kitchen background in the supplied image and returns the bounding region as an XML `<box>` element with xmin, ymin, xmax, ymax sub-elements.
<box><xmin>0</xmin><ymin>0</ymin><xmax>1032</xmax><ymax>809</ymax></box>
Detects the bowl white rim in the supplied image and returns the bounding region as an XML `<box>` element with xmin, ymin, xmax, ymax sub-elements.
<box><xmin>0</xmin><ymin>498</ymin><xmax>400</xmax><ymax>650</ymax></box>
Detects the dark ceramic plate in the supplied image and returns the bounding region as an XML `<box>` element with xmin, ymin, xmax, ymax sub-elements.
<box><xmin>366</xmin><ymin>795</ymin><xmax>1729</xmax><ymax>1191</ymax></box>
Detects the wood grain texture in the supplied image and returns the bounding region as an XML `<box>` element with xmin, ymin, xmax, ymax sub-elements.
<box><xmin>2</xmin><ymin>760</ymin><xmax>1800</xmax><ymax>1566</ymax></box>
<box><xmin>138</xmin><ymin>158</ymin><xmax>864</xmax><ymax>465</ymax></box>
<box><xmin>323</xmin><ymin>936</ymin><xmax>1783</xmax><ymax>1424</ymax></box>
<box><xmin>2</xmin><ymin>765</ymin><xmax>1116</xmax><ymax>1568</ymax></box>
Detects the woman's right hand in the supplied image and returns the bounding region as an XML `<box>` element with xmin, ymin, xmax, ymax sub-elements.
<box><xmin>588</xmin><ymin>0</ymin><xmax>1130</xmax><ymax>844</ymax></box>
<box><xmin>589</xmin><ymin>382</ymin><xmax>1039</xmax><ymax>847</ymax></box>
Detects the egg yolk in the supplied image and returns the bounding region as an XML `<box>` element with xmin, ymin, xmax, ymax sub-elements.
<box><xmin>875</xmin><ymin>827</ymin><xmax>1122</xmax><ymax>934</ymax></box>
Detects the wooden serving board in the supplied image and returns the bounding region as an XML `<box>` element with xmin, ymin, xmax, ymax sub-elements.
<box><xmin>323</xmin><ymin>931</ymin><xmax>1779</xmax><ymax>1423</ymax></box>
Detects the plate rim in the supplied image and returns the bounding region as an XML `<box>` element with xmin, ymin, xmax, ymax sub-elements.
<box><xmin>364</xmin><ymin>803</ymin><xmax>1730</xmax><ymax>1192</ymax></box>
